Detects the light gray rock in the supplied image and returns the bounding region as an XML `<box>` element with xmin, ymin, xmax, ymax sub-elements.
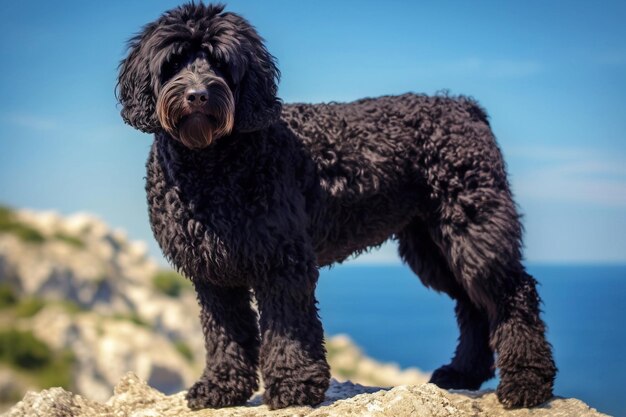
<box><xmin>23</xmin><ymin>306</ymin><xmax>199</xmax><ymax>402</ymax></box>
<box><xmin>1</xmin><ymin>208</ymin><xmax>203</xmax><ymax>344</ymax></box>
<box><xmin>2</xmin><ymin>387</ymin><xmax>108</xmax><ymax>417</ymax></box>
<box><xmin>0</xmin><ymin>211</ymin><xmax>160</xmax><ymax>312</ymax></box>
<box><xmin>327</xmin><ymin>334</ymin><xmax>429</xmax><ymax>387</ymax></box>
<box><xmin>2</xmin><ymin>373</ymin><xmax>611</xmax><ymax>417</ymax></box>
<box><xmin>1</xmin><ymin>208</ymin><xmax>205</xmax><ymax>401</ymax></box>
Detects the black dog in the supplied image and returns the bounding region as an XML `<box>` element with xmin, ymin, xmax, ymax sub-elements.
<box><xmin>117</xmin><ymin>3</ymin><xmax>556</xmax><ymax>410</ymax></box>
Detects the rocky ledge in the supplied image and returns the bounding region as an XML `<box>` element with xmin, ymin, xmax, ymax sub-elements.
<box><xmin>3</xmin><ymin>373</ymin><xmax>608</xmax><ymax>417</ymax></box>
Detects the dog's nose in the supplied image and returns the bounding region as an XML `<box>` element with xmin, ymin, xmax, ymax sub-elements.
<box><xmin>185</xmin><ymin>88</ymin><xmax>209</xmax><ymax>107</ymax></box>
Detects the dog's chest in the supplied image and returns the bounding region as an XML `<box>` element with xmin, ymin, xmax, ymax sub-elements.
<box><xmin>146</xmin><ymin>138</ymin><xmax>297</xmax><ymax>281</ymax></box>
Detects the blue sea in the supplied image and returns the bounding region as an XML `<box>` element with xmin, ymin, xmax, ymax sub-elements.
<box><xmin>316</xmin><ymin>264</ymin><xmax>626</xmax><ymax>417</ymax></box>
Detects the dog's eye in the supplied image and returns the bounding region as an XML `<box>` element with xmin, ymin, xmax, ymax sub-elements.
<box><xmin>212</xmin><ymin>62</ymin><xmax>236</xmax><ymax>85</ymax></box>
<box><xmin>169</xmin><ymin>60</ymin><xmax>182</xmax><ymax>72</ymax></box>
<box><xmin>161</xmin><ymin>58</ymin><xmax>185</xmax><ymax>83</ymax></box>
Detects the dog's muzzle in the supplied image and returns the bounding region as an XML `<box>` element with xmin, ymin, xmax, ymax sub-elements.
<box><xmin>156</xmin><ymin>72</ymin><xmax>235</xmax><ymax>149</ymax></box>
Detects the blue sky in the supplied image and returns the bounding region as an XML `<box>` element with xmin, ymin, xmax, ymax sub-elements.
<box><xmin>0</xmin><ymin>1</ymin><xmax>625</xmax><ymax>264</ymax></box>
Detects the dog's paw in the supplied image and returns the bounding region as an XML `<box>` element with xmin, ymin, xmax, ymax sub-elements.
<box><xmin>185</xmin><ymin>378</ymin><xmax>252</xmax><ymax>410</ymax></box>
<box><xmin>263</xmin><ymin>375</ymin><xmax>329</xmax><ymax>410</ymax></box>
<box><xmin>429</xmin><ymin>364</ymin><xmax>493</xmax><ymax>390</ymax></box>
<box><xmin>497</xmin><ymin>367</ymin><xmax>554</xmax><ymax>408</ymax></box>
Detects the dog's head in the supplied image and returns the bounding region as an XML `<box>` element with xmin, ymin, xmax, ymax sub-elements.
<box><xmin>116</xmin><ymin>3</ymin><xmax>281</xmax><ymax>149</ymax></box>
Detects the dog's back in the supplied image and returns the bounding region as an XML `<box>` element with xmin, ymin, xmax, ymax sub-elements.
<box><xmin>280</xmin><ymin>93</ymin><xmax>495</xmax><ymax>265</ymax></box>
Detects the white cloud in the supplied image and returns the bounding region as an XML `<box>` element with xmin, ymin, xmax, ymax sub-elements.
<box><xmin>509</xmin><ymin>146</ymin><xmax>626</xmax><ymax>208</ymax></box>
<box><xmin>5</xmin><ymin>113</ymin><xmax>59</xmax><ymax>131</ymax></box>
<box><xmin>582</xmin><ymin>47</ymin><xmax>626</xmax><ymax>67</ymax></box>
<box><xmin>403</xmin><ymin>57</ymin><xmax>543</xmax><ymax>80</ymax></box>
<box><xmin>443</xmin><ymin>57</ymin><xmax>543</xmax><ymax>78</ymax></box>
<box><xmin>506</xmin><ymin>145</ymin><xmax>594</xmax><ymax>161</ymax></box>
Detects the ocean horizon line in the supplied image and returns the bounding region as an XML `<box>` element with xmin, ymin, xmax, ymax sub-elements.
<box><xmin>323</xmin><ymin>260</ymin><xmax>626</xmax><ymax>268</ymax></box>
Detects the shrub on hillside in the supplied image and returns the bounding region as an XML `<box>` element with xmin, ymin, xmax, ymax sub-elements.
<box><xmin>0</xmin><ymin>205</ymin><xmax>45</xmax><ymax>243</ymax></box>
<box><xmin>0</xmin><ymin>329</ymin><xmax>74</xmax><ymax>389</ymax></box>
<box><xmin>0</xmin><ymin>329</ymin><xmax>51</xmax><ymax>369</ymax></box>
<box><xmin>0</xmin><ymin>284</ymin><xmax>17</xmax><ymax>309</ymax></box>
<box><xmin>152</xmin><ymin>270</ymin><xmax>191</xmax><ymax>297</ymax></box>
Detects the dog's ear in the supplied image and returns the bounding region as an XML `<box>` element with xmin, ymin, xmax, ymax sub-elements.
<box><xmin>231</xmin><ymin>20</ymin><xmax>282</xmax><ymax>132</ymax></box>
<box><xmin>116</xmin><ymin>28</ymin><xmax>160</xmax><ymax>133</ymax></box>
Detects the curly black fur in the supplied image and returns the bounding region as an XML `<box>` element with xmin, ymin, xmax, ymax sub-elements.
<box><xmin>117</xmin><ymin>2</ymin><xmax>556</xmax><ymax>410</ymax></box>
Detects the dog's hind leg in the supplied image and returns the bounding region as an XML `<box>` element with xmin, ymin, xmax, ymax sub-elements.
<box><xmin>420</xmin><ymin>189</ymin><xmax>556</xmax><ymax>408</ymax></box>
<box><xmin>398</xmin><ymin>219</ymin><xmax>495</xmax><ymax>390</ymax></box>
<box><xmin>185</xmin><ymin>282</ymin><xmax>260</xmax><ymax>409</ymax></box>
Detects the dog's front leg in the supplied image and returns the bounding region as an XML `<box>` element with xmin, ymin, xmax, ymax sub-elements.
<box><xmin>185</xmin><ymin>281</ymin><xmax>260</xmax><ymax>409</ymax></box>
<box><xmin>253</xmin><ymin>249</ymin><xmax>330</xmax><ymax>409</ymax></box>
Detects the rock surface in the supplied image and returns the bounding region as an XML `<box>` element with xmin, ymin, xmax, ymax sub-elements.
<box><xmin>0</xmin><ymin>208</ymin><xmax>205</xmax><ymax>400</ymax></box>
<box><xmin>3</xmin><ymin>373</ymin><xmax>609</xmax><ymax>417</ymax></box>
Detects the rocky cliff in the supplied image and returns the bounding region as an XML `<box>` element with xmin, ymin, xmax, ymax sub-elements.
<box><xmin>3</xmin><ymin>373</ymin><xmax>609</xmax><ymax>417</ymax></box>
<box><xmin>0</xmin><ymin>206</ymin><xmax>203</xmax><ymax>403</ymax></box>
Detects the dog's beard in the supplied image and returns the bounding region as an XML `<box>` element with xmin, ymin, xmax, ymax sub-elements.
<box><xmin>156</xmin><ymin>73</ymin><xmax>235</xmax><ymax>149</ymax></box>
<box><xmin>177</xmin><ymin>113</ymin><xmax>216</xmax><ymax>149</ymax></box>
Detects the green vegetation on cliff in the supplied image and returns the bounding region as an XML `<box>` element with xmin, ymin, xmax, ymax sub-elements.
<box><xmin>174</xmin><ymin>340</ymin><xmax>194</xmax><ymax>363</ymax></box>
<box><xmin>152</xmin><ymin>270</ymin><xmax>191</xmax><ymax>297</ymax></box>
<box><xmin>0</xmin><ymin>329</ymin><xmax>74</xmax><ymax>389</ymax></box>
<box><xmin>52</xmin><ymin>232</ymin><xmax>85</xmax><ymax>248</ymax></box>
<box><xmin>0</xmin><ymin>205</ymin><xmax>85</xmax><ymax>247</ymax></box>
<box><xmin>0</xmin><ymin>205</ymin><xmax>45</xmax><ymax>243</ymax></box>
<box><xmin>0</xmin><ymin>286</ymin><xmax>55</xmax><ymax>318</ymax></box>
